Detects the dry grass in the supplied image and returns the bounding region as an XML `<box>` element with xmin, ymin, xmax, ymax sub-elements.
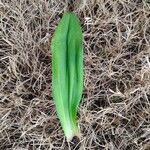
<box><xmin>0</xmin><ymin>0</ymin><xmax>150</xmax><ymax>150</ymax></box>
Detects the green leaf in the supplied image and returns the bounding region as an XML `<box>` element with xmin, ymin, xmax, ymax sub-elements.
<box><xmin>51</xmin><ymin>12</ymin><xmax>83</xmax><ymax>141</ymax></box>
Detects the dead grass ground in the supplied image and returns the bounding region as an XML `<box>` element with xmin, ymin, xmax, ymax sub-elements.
<box><xmin>0</xmin><ymin>0</ymin><xmax>150</xmax><ymax>150</ymax></box>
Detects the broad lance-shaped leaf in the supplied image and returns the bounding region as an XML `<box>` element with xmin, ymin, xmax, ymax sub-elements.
<box><xmin>51</xmin><ymin>12</ymin><xmax>83</xmax><ymax>141</ymax></box>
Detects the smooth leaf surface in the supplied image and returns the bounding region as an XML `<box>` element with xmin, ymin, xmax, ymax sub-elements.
<box><xmin>51</xmin><ymin>12</ymin><xmax>83</xmax><ymax>141</ymax></box>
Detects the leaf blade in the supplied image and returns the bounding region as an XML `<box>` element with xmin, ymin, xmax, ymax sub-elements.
<box><xmin>51</xmin><ymin>12</ymin><xmax>83</xmax><ymax>140</ymax></box>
